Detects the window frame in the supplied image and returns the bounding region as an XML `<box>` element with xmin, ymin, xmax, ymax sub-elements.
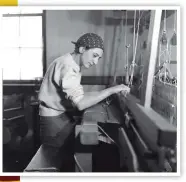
<box><xmin>2</xmin><ymin>11</ymin><xmax>46</xmax><ymax>83</ymax></box>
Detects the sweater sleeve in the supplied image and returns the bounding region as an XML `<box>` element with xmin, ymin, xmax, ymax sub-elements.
<box><xmin>60</xmin><ymin>65</ymin><xmax>84</xmax><ymax>105</ymax></box>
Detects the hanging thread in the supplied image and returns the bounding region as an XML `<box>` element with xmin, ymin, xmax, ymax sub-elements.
<box><xmin>160</xmin><ymin>10</ymin><xmax>168</xmax><ymax>45</ymax></box>
<box><xmin>129</xmin><ymin>10</ymin><xmax>142</xmax><ymax>87</ymax></box>
<box><xmin>113</xmin><ymin>11</ymin><xmax>125</xmax><ymax>84</ymax></box>
<box><xmin>124</xmin><ymin>10</ymin><xmax>130</xmax><ymax>85</ymax></box>
<box><xmin>170</xmin><ymin>10</ymin><xmax>177</xmax><ymax>46</ymax></box>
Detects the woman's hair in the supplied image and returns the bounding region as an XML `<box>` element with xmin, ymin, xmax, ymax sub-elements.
<box><xmin>74</xmin><ymin>45</ymin><xmax>90</xmax><ymax>54</ymax></box>
<box><xmin>72</xmin><ymin>33</ymin><xmax>104</xmax><ymax>53</ymax></box>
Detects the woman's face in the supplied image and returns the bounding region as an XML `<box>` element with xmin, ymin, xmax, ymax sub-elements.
<box><xmin>80</xmin><ymin>47</ymin><xmax>103</xmax><ymax>69</ymax></box>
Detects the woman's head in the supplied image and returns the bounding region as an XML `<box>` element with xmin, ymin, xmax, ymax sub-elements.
<box><xmin>72</xmin><ymin>33</ymin><xmax>104</xmax><ymax>68</ymax></box>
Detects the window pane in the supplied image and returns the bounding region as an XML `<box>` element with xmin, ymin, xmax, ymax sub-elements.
<box><xmin>2</xmin><ymin>17</ymin><xmax>19</xmax><ymax>47</ymax></box>
<box><xmin>3</xmin><ymin>68</ymin><xmax>21</xmax><ymax>80</ymax></box>
<box><xmin>20</xmin><ymin>48</ymin><xmax>43</xmax><ymax>79</ymax></box>
<box><xmin>2</xmin><ymin>48</ymin><xmax>21</xmax><ymax>80</ymax></box>
<box><xmin>1</xmin><ymin>48</ymin><xmax>20</xmax><ymax>69</ymax></box>
<box><xmin>20</xmin><ymin>16</ymin><xmax>42</xmax><ymax>48</ymax></box>
<box><xmin>151</xmin><ymin>10</ymin><xmax>177</xmax><ymax>126</ymax></box>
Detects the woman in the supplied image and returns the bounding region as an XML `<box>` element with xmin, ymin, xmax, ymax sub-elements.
<box><xmin>38</xmin><ymin>33</ymin><xmax>130</xmax><ymax>149</ymax></box>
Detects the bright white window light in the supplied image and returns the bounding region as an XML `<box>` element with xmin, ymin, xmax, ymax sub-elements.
<box><xmin>1</xmin><ymin>11</ymin><xmax>43</xmax><ymax>80</ymax></box>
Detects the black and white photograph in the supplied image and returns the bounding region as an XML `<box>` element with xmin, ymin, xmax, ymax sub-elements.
<box><xmin>1</xmin><ymin>7</ymin><xmax>179</xmax><ymax>174</ymax></box>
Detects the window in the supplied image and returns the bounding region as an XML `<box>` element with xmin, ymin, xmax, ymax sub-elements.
<box><xmin>151</xmin><ymin>10</ymin><xmax>177</xmax><ymax>126</ymax></box>
<box><xmin>0</xmin><ymin>10</ymin><xmax>43</xmax><ymax>80</ymax></box>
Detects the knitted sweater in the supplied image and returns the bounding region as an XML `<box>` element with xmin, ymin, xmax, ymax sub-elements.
<box><xmin>38</xmin><ymin>53</ymin><xmax>84</xmax><ymax>116</ymax></box>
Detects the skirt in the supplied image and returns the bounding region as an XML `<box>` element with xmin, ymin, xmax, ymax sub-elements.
<box><xmin>39</xmin><ymin>112</ymin><xmax>76</xmax><ymax>148</ymax></box>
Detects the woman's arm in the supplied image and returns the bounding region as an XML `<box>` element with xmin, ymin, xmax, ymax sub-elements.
<box><xmin>59</xmin><ymin>64</ymin><xmax>130</xmax><ymax>111</ymax></box>
<box><xmin>76</xmin><ymin>84</ymin><xmax>130</xmax><ymax>111</ymax></box>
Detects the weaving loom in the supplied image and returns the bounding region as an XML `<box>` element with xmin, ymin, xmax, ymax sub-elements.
<box><xmin>152</xmin><ymin>78</ymin><xmax>177</xmax><ymax>126</ymax></box>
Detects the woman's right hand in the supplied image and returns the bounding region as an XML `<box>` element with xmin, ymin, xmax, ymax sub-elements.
<box><xmin>112</xmin><ymin>84</ymin><xmax>130</xmax><ymax>94</ymax></box>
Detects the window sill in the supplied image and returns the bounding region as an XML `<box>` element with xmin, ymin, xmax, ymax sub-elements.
<box><xmin>3</xmin><ymin>80</ymin><xmax>42</xmax><ymax>95</ymax></box>
<box><xmin>3</xmin><ymin>80</ymin><xmax>42</xmax><ymax>86</ymax></box>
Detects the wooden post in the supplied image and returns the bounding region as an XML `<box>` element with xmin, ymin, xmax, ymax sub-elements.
<box><xmin>140</xmin><ymin>10</ymin><xmax>162</xmax><ymax>108</ymax></box>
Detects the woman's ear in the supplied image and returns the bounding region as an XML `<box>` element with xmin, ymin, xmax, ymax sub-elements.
<box><xmin>79</xmin><ymin>47</ymin><xmax>86</xmax><ymax>54</ymax></box>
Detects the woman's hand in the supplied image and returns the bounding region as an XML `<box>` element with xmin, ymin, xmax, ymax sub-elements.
<box><xmin>112</xmin><ymin>84</ymin><xmax>130</xmax><ymax>95</ymax></box>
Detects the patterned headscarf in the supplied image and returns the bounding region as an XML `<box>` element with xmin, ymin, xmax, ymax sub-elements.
<box><xmin>72</xmin><ymin>33</ymin><xmax>104</xmax><ymax>52</ymax></box>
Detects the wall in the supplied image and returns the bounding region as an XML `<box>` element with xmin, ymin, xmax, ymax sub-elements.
<box><xmin>45</xmin><ymin>10</ymin><xmax>104</xmax><ymax>70</ymax></box>
<box><xmin>45</xmin><ymin>10</ymin><xmax>139</xmax><ymax>77</ymax></box>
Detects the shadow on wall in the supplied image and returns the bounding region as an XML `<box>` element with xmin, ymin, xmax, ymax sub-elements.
<box><xmin>66</xmin><ymin>10</ymin><xmax>103</xmax><ymax>26</ymax></box>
